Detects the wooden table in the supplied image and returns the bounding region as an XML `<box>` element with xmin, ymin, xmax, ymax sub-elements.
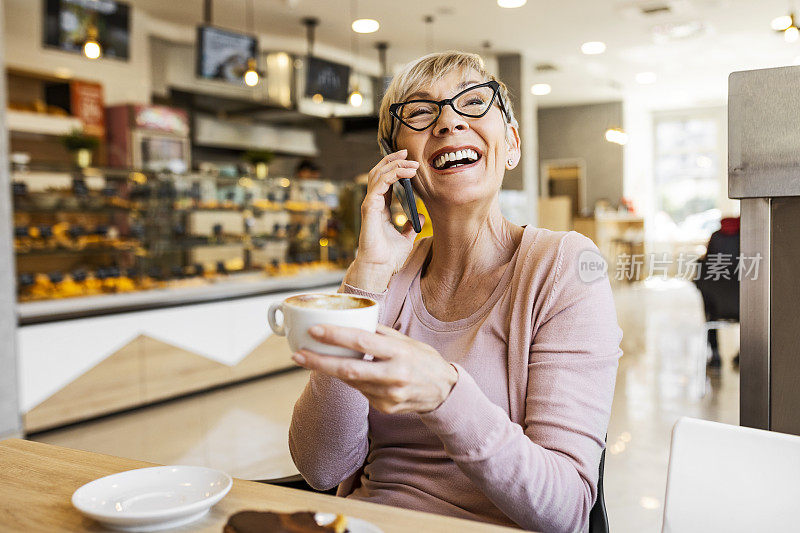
<box><xmin>0</xmin><ymin>439</ymin><xmax>518</xmax><ymax>532</ymax></box>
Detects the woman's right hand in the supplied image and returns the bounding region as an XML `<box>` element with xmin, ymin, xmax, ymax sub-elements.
<box><xmin>345</xmin><ymin>149</ymin><xmax>424</xmax><ymax>293</ymax></box>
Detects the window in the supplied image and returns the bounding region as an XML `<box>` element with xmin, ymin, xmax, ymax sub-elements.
<box><xmin>653</xmin><ymin>109</ymin><xmax>726</xmax><ymax>242</ymax></box>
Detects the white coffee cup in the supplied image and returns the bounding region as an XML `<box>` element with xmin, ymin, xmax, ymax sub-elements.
<box><xmin>267</xmin><ymin>293</ymin><xmax>379</xmax><ymax>358</ymax></box>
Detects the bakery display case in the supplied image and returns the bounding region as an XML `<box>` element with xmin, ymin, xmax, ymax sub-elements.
<box><xmin>12</xmin><ymin>161</ymin><xmax>351</xmax><ymax>433</ymax></box>
<box><xmin>12</xmin><ymin>162</ymin><xmax>350</xmax><ymax>319</ymax></box>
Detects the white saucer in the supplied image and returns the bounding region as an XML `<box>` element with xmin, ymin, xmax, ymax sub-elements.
<box><xmin>316</xmin><ymin>512</ymin><xmax>383</xmax><ymax>533</ymax></box>
<box><xmin>72</xmin><ymin>465</ymin><xmax>232</xmax><ymax>532</ymax></box>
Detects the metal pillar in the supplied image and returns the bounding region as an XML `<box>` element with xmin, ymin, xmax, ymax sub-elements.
<box><xmin>730</xmin><ymin>66</ymin><xmax>800</xmax><ymax>435</ymax></box>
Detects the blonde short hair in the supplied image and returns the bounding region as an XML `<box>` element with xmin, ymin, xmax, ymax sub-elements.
<box><xmin>378</xmin><ymin>51</ymin><xmax>518</xmax><ymax>149</ymax></box>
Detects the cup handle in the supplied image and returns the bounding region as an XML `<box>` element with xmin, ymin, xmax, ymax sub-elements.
<box><xmin>268</xmin><ymin>302</ymin><xmax>285</xmax><ymax>336</ymax></box>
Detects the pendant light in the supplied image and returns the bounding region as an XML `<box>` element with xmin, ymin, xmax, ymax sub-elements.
<box><xmin>376</xmin><ymin>42</ymin><xmax>388</xmax><ymax>77</ymax></box>
<box><xmin>242</xmin><ymin>0</ymin><xmax>260</xmax><ymax>87</ymax></box>
<box><xmin>423</xmin><ymin>15</ymin><xmax>435</xmax><ymax>53</ymax></box>
<box><xmin>301</xmin><ymin>17</ymin><xmax>323</xmax><ymax>103</ymax></box>
<box><xmin>83</xmin><ymin>24</ymin><xmax>101</xmax><ymax>59</ymax></box>
<box><xmin>349</xmin><ymin>90</ymin><xmax>363</xmax><ymax>107</ymax></box>
<box><xmin>348</xmin><ymin>0</ymin><xmax>364</xmax><ymax>107</ymax></box>
<box><xmin>772</xmin><ymin>4</ymin><xmax>799</xmax><ymax>42</ymax></box>
<box><xmin>786</xmin><ymin>24</ymin><xmax>799</xmax><ymax>43</ymax></box>
<box><xmin>244</xmin><ymin>58</ymin><xmax>259</xmax><ymax>86</ymax></box>
<box><xmin>375</xmin><ymin>41</ymin><xmax>390</xmax><ymax>103</ymax></box>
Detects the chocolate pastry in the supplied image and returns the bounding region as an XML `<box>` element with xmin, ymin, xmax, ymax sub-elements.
<box><xmin>223</xmin><ymin>511</ymin><xmax>348</xmax><ymax>533</ymax></box>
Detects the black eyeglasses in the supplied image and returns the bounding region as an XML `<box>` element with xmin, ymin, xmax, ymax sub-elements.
<box><xmin>389</xmin><ymin>80</ymin><xmax>507</xmax><ymax>132</ymax></box>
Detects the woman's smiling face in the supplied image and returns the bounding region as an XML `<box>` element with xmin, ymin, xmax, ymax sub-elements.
<box><xmin>394</xmin><ymin>68</ymin><xmax>520</xmax><ymax>207</ymax></box>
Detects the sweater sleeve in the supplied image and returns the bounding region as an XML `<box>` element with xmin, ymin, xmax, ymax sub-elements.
<box><xmin>287</xmin><ymin>281</ymin><xmax>388</xmax><ymax>490</ymax></box>
<box><xmin>418</xmin><ymin>232</ymin><xmax>622</xmax><ymax>533</ymax></box>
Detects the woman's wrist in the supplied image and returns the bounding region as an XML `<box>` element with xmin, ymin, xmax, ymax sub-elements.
<box><xmin>441</xmin><ymin>363</ymin><xmax>458</xmax><ymax>404</ymax></box>
<box><xmin>344</xmin><ymin>260</ymin><xmax>394</xmax><ymax>293</ymax></box>
<box><xmin>424</xmin><ymin>363</ymin><xmax>458</xmax><ymax>413</ymax></box>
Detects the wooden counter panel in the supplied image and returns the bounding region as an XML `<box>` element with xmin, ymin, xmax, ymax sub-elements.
<box><xmin>24</xmin><ymin>335</ymin><xmax>295</xmax><ymax>434</ymax></box>
<box><xmin>23</xmin><ymin>337</ymin><xmax>144</xmax><ymax>433</ymax></box>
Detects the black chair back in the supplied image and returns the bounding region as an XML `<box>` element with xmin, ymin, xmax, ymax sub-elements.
<box><xmin>695</xmin><ymin>229</ymin><xmax>740</xmax><ymax>321</ymax></box>
<box><xmin>588</xmin><ymin>447</ymin><xmax>609</xmax><ymax>533</ymax></box>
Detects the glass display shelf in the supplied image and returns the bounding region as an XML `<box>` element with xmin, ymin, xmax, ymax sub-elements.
<box><xmin>11</xmin><ymin>164</ymin><xmax>353</xmax><ymax>318</ymax></box>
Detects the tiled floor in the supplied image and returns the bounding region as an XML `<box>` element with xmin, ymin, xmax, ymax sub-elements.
<box><xmin>31</xmin><ymin>279</ymin><xmax>740</xmax><ymax>532</ymax></box>
<box><xmin>606</xmin><ymin>279</ymin><xmax>739</xmax><ymax>532</ymax></box>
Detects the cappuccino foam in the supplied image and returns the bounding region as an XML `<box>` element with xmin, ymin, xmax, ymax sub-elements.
<box><xmin>287</xmin><ymin>294</ymin><xmax>374</xmax><ymax>310</ymax></box>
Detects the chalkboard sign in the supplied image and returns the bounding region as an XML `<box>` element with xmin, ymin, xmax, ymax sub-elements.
<box><xmin>305</xmin><ymin>57</ymin><xmax>351</xmax><ymax>103</ymax></box>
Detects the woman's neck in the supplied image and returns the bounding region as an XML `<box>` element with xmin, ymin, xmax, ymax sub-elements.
<box><xmin>423</xmin><ymin>199</ymin><xmax>524</xmax><ymax>286</ymax></box>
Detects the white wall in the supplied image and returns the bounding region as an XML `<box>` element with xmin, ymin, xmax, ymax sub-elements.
<box><xmin>623</xmin><ymin>97</ymin><xmax>656</xmax><ymax>233</ymax></box>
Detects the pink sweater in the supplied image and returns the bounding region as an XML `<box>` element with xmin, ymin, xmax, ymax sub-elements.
<box><xmin>289</xmin><ymin>227</ymin><xmax>622</xmax><ymax>532</ymax></box>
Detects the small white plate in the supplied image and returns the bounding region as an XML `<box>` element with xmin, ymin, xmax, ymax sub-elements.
<box><xmin>72</xmin><ymin>465</ymin><xmax>232</xmax><ymax>532</ymax></box>
<box><xmin>315</xmin><ymin>512</ymin><xmax>383</xmax><ymax>533</ymax></box>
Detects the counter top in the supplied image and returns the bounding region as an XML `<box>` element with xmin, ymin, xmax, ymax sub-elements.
<box><xmin>17</xmin><ymin>269</ymin><xmax>346</xmax><ymax>324</ymax></box>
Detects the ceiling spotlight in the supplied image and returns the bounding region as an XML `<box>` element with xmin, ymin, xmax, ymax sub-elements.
<box><xmin>605</xmin><ymin>128</ymin><xmax>628</xmax><ymax>145</ymax></box>
<box><xmin>581</xmin><ymin>41</ymin><xmax>606</xmax><ymax>55</ymax></box>
<box><xmin>531</xmin><ymin>83</ymin><xmax>551</xmax><ymax>95</ymax></box>
<box><xmin>352</xmin><ymin>18</ymin><xmax>380</xmax><ymax>33</ymax></box>
<box><xmin>772</xmin><ymin>15</ymin><xmax>793</xmax><ymax>31</ymax></box>
<box><xmin>83</xmin><ymin>26</ymin><xmax>101</xmax><ymax>59</ymax></box>
<box><xmin>635</xmin><ymin>72</ymin><xmax>657</xmax><ymax>84</ymax></box>
<box><xmin>349</xmin><ymin>89</ymin><xmax>363</xmax><ymax>107</ymax></box>
<box><xmin>312</xmin><ymin>93</ymin><xmax>324</xmax><ymax>104</ymax></box>
<box><xmin>785</xmin><ymin>25</ymin><xmax>800</xmax><ymax>42</ymax></box>
<box><xmin>243</xmin><ymin>58</ymin><xmax>259</xmax><ymax>87</ymax></box>
<box><xmin>497</xmin><ymin>0</ymin><xmax>527</xmax><ymax>7</ymax></box>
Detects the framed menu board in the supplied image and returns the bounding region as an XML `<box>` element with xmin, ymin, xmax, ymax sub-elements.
<box><xmin>196</xmin><ymin>25</ymin><xmax>258</xmax><ymax>84</ymax></box>
<box><xmin>43</xmin><ymin>0</ymin><xmax>131</xmax><ymax>60</ymax></box>
<box><xmin>305</xmin><ymin>56</ymin><xmax>351</xmax><ymax>103</ymax></box>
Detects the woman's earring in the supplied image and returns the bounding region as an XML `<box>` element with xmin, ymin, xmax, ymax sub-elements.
<box><xmin>507</xmin><ymin>159</ymin><xmax>514</xmax><ymax>166</ymax></box>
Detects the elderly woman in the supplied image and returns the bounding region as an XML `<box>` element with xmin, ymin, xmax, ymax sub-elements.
<box><xmin>289</xmin><ymin>51</ymin><xmax>622</xmax><ymax>533</ymax></box>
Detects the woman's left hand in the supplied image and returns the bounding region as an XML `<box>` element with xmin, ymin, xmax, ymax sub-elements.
<box><xmin>293</xmin><ymin>324</ymin><xmax>458</xmax><ymax>414</ymax></box>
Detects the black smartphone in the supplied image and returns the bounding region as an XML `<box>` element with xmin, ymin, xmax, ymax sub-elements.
<box><xmin>378</xmin><ymin>138</ymin><xmax>422</xmax><ymax>233</ymax></box>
